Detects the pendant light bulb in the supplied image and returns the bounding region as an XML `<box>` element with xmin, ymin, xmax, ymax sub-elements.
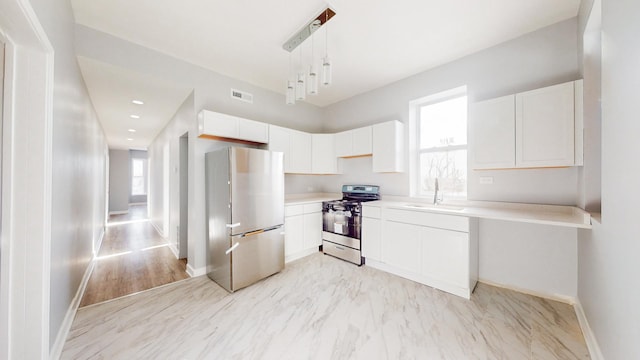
<box><xmin>296</xmin><ymin>72</ymin><xmax>306</xmax><ymax>101</ymax></box>
<box><xmin>322</xmin><ymin>56</ymin><xmax>332</xmax><ymax>86</ymax></box>
<box><xmin>286</xmin><ymin>80</ymin><xmax>296</xmax><ymax>105</ymax></box>
<box><xmin>308</xmin><ymin>64</ymin><xmax>319</xmax><ymax>95</ymax></box>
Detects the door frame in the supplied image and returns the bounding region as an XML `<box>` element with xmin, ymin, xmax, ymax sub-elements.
<box><xmin>0</xmin><ymin>1</ymin><xmax>54</xmax><ymax>358</ymax></box>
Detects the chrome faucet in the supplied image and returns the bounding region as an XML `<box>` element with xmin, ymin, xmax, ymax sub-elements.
<box><xmin>433</xmin><ymin>178</ymin><xmax>439</xmax><ymax>205</ymax></box>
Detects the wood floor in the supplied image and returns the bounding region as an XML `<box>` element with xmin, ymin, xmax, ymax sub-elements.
<box><xmin>79</xmin><ymin>204</ymin><xmax>189</xmax><ymax>307</ymax></box>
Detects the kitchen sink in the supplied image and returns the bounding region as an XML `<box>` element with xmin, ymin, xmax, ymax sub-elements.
<box><xmin>402</xmin><ymin>203</ymin><xmax>465</xmax><ymax>212</ymax></box>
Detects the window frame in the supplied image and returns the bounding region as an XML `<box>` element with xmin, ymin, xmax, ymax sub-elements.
<box><xmin>409</xmin><ymin>86</ymin><xmax>468</xmax><ymax>199</ymax></box>
<box><xmin>131</xmin><ymin>157</ymin><xmax>147</xmax><ymax>196</ymax></box>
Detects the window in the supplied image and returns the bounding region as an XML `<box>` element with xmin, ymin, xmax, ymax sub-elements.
<box><xmin>416</xmin><ymin>92</ymin><xmax>467</xmax><ymax>198</ymax></box>
<box><xmin>131</xmin><ymin>158</ymin><xmax>147</xmax><ymax>196</ymax></box>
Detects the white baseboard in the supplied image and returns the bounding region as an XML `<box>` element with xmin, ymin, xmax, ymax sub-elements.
<box><xmin>169</xmin><ymin>243</ymin><xmax>179</xmax><ymax>259</ymax></box>
<box><xmin>94</xmin><ymin>227</ymin><xmax>105</xmax><ymax>257</ymax></box>
<box><xmin>187</xmin><ymin>263</ymin><xmax>205</xmax><ymax>277</ymax></box>
<box><xmin>285</xmin><ymin>247</ymin><xmax>319</xmax><ymax>264</ymax></box>
<box><xmin>128</xmin><ymin>202</ymin><xmax>147</xmax><ymax>206</ymax></box>
<box><xmin>574</xmin><ymin>300</ymin><xmax>604</xmax><ymax>360</ymax></box>
<box><xmin>150</xmin><ymin>221</ymin><xmax>167</xmax><ymax>239</ymax></box>
<box><xmin>108</xmin><ymin>210</ymin><xmax>128</xmax><ymax>215</ymax></box>
<box><xmin>477</xmin><ymin>278</ymin><xmax>576</xmax><ymax>305</ymax></box>
<box><xmin>49</xmin><ymin>257</ymin><xmax>96</xmax><ymax>360</ymax></box>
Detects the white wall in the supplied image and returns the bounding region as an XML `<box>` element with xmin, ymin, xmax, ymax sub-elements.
<box><xmin>577</xmin><ymin>0</ymin><xmax>640</xmax><ymax>358</ymax></box>
<box><xmin>28</xmin><ymin>0</ymin><xmax>108</xmax><ymax>353</ymax></box>
<box><xmin>108</xmin><ymin>149</ymin><xmax>129</xmax><ymax>213</ymax></box>
<box><xmin>479</xmin><ymin>220</ymin><xmax>577</xmax><ymax>299</ymax></box>
<box><xmin>148</xmin><ymin>94</ymin><xmax>194</xmax><ymax>253</ymax></box>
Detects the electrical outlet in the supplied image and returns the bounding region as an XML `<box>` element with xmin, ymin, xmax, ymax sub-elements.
<box><xmin>479</xmin><ymin>176</ymin><xmax>494</xmax><ymax>185</ymax></box>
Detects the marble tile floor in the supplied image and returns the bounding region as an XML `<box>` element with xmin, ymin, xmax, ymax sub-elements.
<box><xmin>62</xmin><ymin>253</ymin><xmax>589</xmax><ymax>360</ymax></box>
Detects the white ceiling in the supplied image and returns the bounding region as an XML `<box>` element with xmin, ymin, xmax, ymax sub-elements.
<box><xmin>77</xmin><ymin>56</ymin><xmax>193</xmax><ymax>150</ymax></box>
<box><xmin>71</xmin><ymin>0</ymin><xmax>580</xmax><ymax>149</ymax></box>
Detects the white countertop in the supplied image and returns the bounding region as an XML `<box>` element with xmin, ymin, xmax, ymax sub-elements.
<box><xmin>284</xmin><ymin>193</ymin><xmax>340</xmax><ymax>206</ymax></box>
<box><xmin>364</xmin><ymin>199</ymin><xmax>592</xmax><ymax>229</ymax></box>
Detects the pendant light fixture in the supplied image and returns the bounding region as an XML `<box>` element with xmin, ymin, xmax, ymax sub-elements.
<box><xmin>322</xmin><ymin>11</ymin><xmax>332</xmax><ymax>86</ymax></box>
<box><xmin>295</xmin><ymin>47</ymin><xmax>306</xmax><ymax>101</ymax></box>
<box><xmin>286</xmin><ymin>52</ymin><xmax>295</xmax><ymax>105</ymax></box>
<box><xmin>282</xmin><ymin>7</ymin><xmax>335</xmax><ymax>104</ymax></box>
<box><xmin>308</xmin><ymin>33</ymin><xmax>319</xmax><ymax>95</ymax></box>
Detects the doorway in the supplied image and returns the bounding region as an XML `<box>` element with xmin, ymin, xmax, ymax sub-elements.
<box><xmin>178</xmin><ymin>132</ymin><xmax>188</xmax><ymax>258</ymax></box>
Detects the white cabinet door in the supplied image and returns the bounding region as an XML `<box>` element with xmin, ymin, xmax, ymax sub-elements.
<box><xmin>516</xmin><ymin>81</ymin><xmax>575</xmax><ymax>167</ymax></box>
<box><xmin>285</xmin><ymin>214</ymin><xmax>304</xmax><ymax>257</ymax></box>
<box><xmin>268</xmin><ymin>125</ymin><xmax>292</xmax><ymax>173</ymax></box>
<box><xmin>289</xmin><ymin>130</ymin><xmax>312</xmax><ymax>174</ymax></box>
<box><xmin>362</xmin><ymin>217</ymin><xmax>382</xmax><ymax>261</ymax></box>
<box><xmin>303</xmin><ymin>212</ymin><xmax>322</xmax><ymax>248</ymax></box>
<box><xmin>469</xmin><ymin>95</ymin><xmax>516</xmax><ymax>169</ymax></box>
<box><xmin>420</xmin><ymin>227</ymin><xmax>469</xmax><ymax>288</ymax></box>
<box><xmin>352</xmin><ymin>126</ymin><xmax>372</xmax><ymax>156</ymax></box>
<box><xmin>311</xmin><ymin>134</ymin><xmax>337</xmax><ymax>174</ymax></box>
<box><xmin>238</xmin><ymin>118</ymin><xmax>268</xmax><ymax>143</ymax></box>
<box><xmin>199</xmin><ymin>111</ymin><xmax>238</xmax><ymax>139</ymax></box>
<box><xmin>372</xmin><ymin>120</ymin><xmax>404</xmax><ymax>172</ymax></box>
<box><xmin>382</xmin><ymin>221</ymin><xmax>421</xmax><ymax>274</ymax></box>
<box><xmin>335</xmin><ymin>130</ymin><xmax>352</xmax><ymax>157</ymax></box>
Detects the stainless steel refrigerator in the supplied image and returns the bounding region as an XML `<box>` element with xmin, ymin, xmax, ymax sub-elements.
<box><xmin>205</xmin><ymin>147</ymin><xmax>285</xmax><ymax>292</ymax></box>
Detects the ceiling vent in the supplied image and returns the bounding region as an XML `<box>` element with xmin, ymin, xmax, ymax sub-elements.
<box><xmin>230</xmin><ymin>88</ymin><xmax>253</xmax><ymax>104</ymax></box>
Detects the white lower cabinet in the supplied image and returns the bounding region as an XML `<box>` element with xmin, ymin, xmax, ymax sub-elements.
<box><xmin>284</xmin><ymin>203</ymin><xmax>322</xmax><ymax>263</ymax></box>
<box><xmin>361</xmin><ymin>217</ymin><xmax>382</xmax><ymax>261</ymax></box>
<box><xmin>382</xmin><ymin>221</ymin><xmax>422</xmax><ymax>274</ymax></box>
<box><xmin>363</xmin><ymin>206</ymin><xmax>478</xmax><ymax>299</ymax></box>
<box><xmin>420</xmin><ymin>226</ymin><xmax>469</xmax><ymax>288</ymax></box>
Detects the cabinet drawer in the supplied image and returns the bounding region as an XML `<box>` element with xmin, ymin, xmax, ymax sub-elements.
<box><xmin>303</xmin><ymin>203</ymin><xmax>322</xmax><ymax>214</ymax></box>
<box><xmin>384</xmin><ymin>208</ymin><xmax>468</xmax><ymax>232</ymax></box>
<box><xmin>285</xmin><ymin>205</ymin><xmax>304</xmax><ymax>217</ymax></box>
<box><xmin>323</xmin><ymin>240</ymin><xmax>361</xmax><ymax>264</ymax></box>
<box><xmin>362</xmin><ymin>206</ymin><xmax>381</xmax><ymax>219</ymax></box>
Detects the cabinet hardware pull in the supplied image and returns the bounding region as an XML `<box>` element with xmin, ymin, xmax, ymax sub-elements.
<box><xmin>226</xmin><ymin>223</ymin><xmax>241</xmax><ymax>228</ymax></box>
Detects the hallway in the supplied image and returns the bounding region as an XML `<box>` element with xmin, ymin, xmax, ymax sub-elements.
<box><xmin>80</xmin><ymin>205</ymin><xmax>189</xmax><ymax>307</ymax></box>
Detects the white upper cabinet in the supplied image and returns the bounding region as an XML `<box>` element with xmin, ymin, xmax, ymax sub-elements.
<box><xmin>198</xmin><ymin>110</ymin><xmax>268</xmax><ymax>143</ymax></box>
<box><xmin>352</xmin><ymin>126</ymin><xmax>373</xmax><ymax>156</ymax></box>
<box><xmin>311</xmin><ymin>134</ymin><xmax>337</xmax><ymax>174</ymax></box>
<box><xmin>268</xmin><ymin>125</ymin><xmax>293</xmax><ymax>172</ymax></box>
<box><xmin>372</xmin><ymin>120</ymin><xmax>404</xmax><ymax>172</ymax></box>
<box><xmin>469</xmin><ymin>80</ymin><xmax>583</xmax><ymax>170</ymax></box>
<box><xmin>289</xmin><ymin>129</ymin><xmax>312</xmax><ymax>174</ymax></box>
<box><xmin>516</xmin><ymin>81</ymin><xmax>575</xmax><ymax>168</ymax></box>
<box><xmin>469</xmin><ymin>95</ymin><xmax>516</xmax><ymax>169</ymax></box>
<box><xmin>334</xmin><ymin>131</ymin><xmax>352</xmax><ymax>157</ymax></box>
<box><xmin>334</xmin><ymin>126</ymin><xmax>373</xmax><ymax>157</ymax></box>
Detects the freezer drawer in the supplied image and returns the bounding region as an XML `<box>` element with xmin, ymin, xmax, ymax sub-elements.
<box><xmin>229</xmin><ymin>226</ymin><xmax>285</xmax><ymax>292</ymax></box>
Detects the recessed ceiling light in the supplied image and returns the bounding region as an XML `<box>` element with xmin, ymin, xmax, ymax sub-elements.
<box><xmin>127</xmin><ymin>138</ymin><xmax>134</xmax><ymax>141</ymax></box>
<box><xmin>132</xmin><ymin>100</ymin><xmax>144</xmax><ymax>105</ymax></box>
<box><xmin>128</xmin><ymin>129</ymin><xmax>136</xmax><ymax>133</ymax></box>
<box><xmin>130</xmin><ymin>115</ymin><xmax>140</xmax><ymax>119</ymax></box>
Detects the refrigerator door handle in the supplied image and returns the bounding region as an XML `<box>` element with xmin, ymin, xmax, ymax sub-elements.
<box><xmin>242</xmin><ymin>229</ymin><xmax>265</xmax><ymax>237</ymax></box>
<box><xmin>226</xmin><ymin>223</ymin><xmax>241</xmax><ymax>228</ymax></box>
<box><xmin>225</xmin><ymin>242</ymin><xmax>240</xmax><ymax>255</ymax></box>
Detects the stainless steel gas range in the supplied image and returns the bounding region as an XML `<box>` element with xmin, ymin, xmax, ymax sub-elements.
<box><xmin>322</xmin><ymin>185</ymin><xmax>380</xmax><ymax>265</ymax></box>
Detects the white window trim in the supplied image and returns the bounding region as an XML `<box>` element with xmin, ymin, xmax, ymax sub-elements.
<box><xmin>409</xmin><ymin>86</ymin><xmax>468</xmax><ymax>199</ymax></box>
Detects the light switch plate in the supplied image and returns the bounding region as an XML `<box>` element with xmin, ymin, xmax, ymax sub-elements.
<box><xmin>480</xmin><ymin>176</ymin><xmax>494</xmax><ymax>185</ymax></box>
